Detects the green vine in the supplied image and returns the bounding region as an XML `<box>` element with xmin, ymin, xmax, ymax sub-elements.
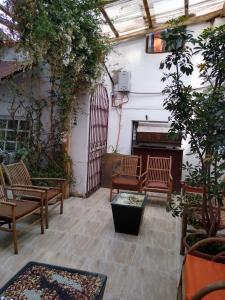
<box><xmin>5</xmin><ymin>0</ymin><xmax>110</xmax><ymax>180</ymax></box>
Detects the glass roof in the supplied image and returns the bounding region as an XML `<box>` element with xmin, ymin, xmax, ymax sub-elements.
<box><xmin>0</xmin><ymin>0</ymin><xmax>224</xmax><ymax>41</ymax></box>
<box><xmin>102</xmin><ymin>0</ymin><xmax>224</xmax><ymax>38</ymax></box>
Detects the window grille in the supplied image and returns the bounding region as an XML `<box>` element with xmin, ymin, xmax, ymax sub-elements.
<box><xmin>0</xmin><ymin>117</ymin><xmax>30</xmax><ymax>153</ymax></box>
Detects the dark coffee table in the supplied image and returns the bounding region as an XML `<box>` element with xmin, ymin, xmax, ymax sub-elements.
<box><xmin>0</xmin><ymin>261</ymin><xmax>107</xmax><ymax>300</ymax></box>
<box><xmin>111</xmin><ymin>192</ymin><xmax>147</xmax><ymax>235</ymax></box>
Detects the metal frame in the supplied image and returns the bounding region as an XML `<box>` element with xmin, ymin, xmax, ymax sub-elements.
<box><xmin>0</xmin><ymin>1</ymin><xmax>223</xmax><ymax>43</ymax></box>
<box><xmin>86</xmin><ymin>84</ymin><xmax>109</xmax><ymax>197</ymax></box>
<box><xmin>99</xmin><ymin>0</ymin><xmax>223</xmax><ymax>43</ymax></box>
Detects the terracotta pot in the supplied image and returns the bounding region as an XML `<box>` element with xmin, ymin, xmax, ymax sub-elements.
<box><xmin>181</xmin><ymin>181</ymin><xmax>206</xmax><ymax>194</ymax></box>
<box><xmin>183</xmin><ymin>233</ymin><xmax>225</xmax><ymax>263</ymax></box>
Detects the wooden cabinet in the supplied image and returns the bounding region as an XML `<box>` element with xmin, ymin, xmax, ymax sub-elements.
<box><xmin>132</xmin><ymin>145</ymin><xmax>183</xmax><ymax>192</ymax></box>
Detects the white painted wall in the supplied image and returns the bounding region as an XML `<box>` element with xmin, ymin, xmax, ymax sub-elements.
<box><xmin>0</xmin><ymin>66</ymin><xmax>49</xmax><ymax>119</ymax></box>
<box><xmin>69</xmin><ymin>92</ymin><xmax>90</xmax><ymax>196</ymax></box>
<box><xmin>105</xmin><ymin>18</ymin><xmax>225</xmax><ymax>177</ymax></box>
<box><xmin>70</xmin><ymin>72</ymin><xmax>113</xmax><ymax>197</ymax></box>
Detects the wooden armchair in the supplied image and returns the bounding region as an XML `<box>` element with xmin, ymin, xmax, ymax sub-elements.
<box><xmin>142</xmin><ymin>156</ymin><xmax>173</xmax><ymax>202</ymax></box>
<box><xmin>178</xmin><ymin>237</ymin><xmax>225</xmax><ymax>300</ymax></box>
<box><xmin>0</xmin><ymin>184</ymin><xmax>45</xmax><ymax>254</ymax></box>
<box><xmin>110</xmin><ymin>155</ymin><xmax>143</xmax><ymax>202</ymax></box>
<box><xmin>2</xmin><ymin>160</ymin><xmax>66</xmax><ymax>229</ymax></box>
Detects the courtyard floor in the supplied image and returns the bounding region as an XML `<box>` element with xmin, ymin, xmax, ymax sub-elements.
<box><xmin>0</xmin><ymin>188</ymin><xmax>182</xmax><ymax>300</ymax></box>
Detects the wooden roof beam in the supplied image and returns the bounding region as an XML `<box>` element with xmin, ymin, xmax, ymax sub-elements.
<box><xmin>143</xmin><ymin>0</ymin><xmax>153</xmax><ymax>28</ymax></box>
<box><xmin>0</xmin><ymin>17</ymin><xmax>17</xmax><ymax>31</ymax></box>
<box><xmin>0</xmin><ymin>4</ymin><xmax>12</xmax><ymax>17</ymax></box>
<box><xmin>98</xmin><ymin>0</ymin><xmax>119</xmax><ymax>7</ymax></box>
<box><xmin>184</xmin><ymin>0</ymin><xmax>189</xmax><ymax>16</ymax></box>
<box><xmin>111</xmin><ymin>9</ymin><xmax>222</xmax><ymax>43</ymax></box>
<box><xmin>100</xmin><ymin>6</ymin><xmax>119</xmax><ymax>37</ymax></box>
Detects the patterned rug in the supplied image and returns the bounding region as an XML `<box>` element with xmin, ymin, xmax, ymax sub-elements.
<box><xmin>0</xmin><ymin>262</ymin><xmax>107</xmax><ymax>300</ymax></box>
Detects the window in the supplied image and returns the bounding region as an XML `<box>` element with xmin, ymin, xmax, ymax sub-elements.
<box><xmin>0</xmin><ymin>118</ymin><xmax>30</xmax><ymax>153</ymax></box>
<box><xmin>146</xmin><ymin>29</ymin><xmax>185</xmax><ymax>54</ymax></box>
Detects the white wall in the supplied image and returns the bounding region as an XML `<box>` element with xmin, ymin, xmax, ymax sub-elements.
<box><xmin>0</xmin><ymin>66</ymin><xmax>50</xmax><ymax>119</ymax></box>
<box><xmin>105</xmin><ymin>18</ymin><xmax>225</xmax><ymax>176</ymax></box>
<box><xmin>70</xmin><ymin>72</ymin><xmax>113</xmax><ymax>197</ymax></box>
<box><xmin>69</xmin><ymin>92</ymin><xmax>90</xmax><ymax>196</ymax></box>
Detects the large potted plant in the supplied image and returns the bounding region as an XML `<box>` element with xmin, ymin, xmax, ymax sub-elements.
<box><xmin>160</xmin><ymin>19</ymin><xmax>225</xmax><ymax>255</ymax></box>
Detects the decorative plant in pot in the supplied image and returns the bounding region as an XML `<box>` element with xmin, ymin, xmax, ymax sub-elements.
<box><xmin>160</xmin><ymin>19</ymin><xmax>225</xmax><ymax>256</ymax></box>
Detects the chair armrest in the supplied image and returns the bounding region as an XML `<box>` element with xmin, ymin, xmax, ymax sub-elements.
<box><xmin>0</xmin><ymin>200</ymin><xmax>16</xmax><ymax>207</ymax></box>
<box><xmin>169</xmin><ymin>174</ymin><xmax>173</xmax><ymax>182</ymax></box>
<box><xmin>139</xmin><ymin>171</ymin><xmax>147</xmax><ymax>178</ymax></box>
<box><xmin>188</xmin><ymin>237</ymin><xmax>225</xmax><ymax>255</ymax></box>
<box><xmin>7</xmin><ymin>187</ymin><xmax>45</xmax><ymax>205</ymax></box>
<box><xmin>192</xmin><ymin>281</ymin><xmax>225</xmax><ymax>300</ymax></box>
<box><xmin>7</xmin><ymin>187</ymin><xmax>45</xmax><ymax>195</ymax></box>
<box><xmin>31</xmin><ymin>178</ymin><xmax>66</xmax><ymax>195</ymax></box>
<box><xmin>112</xmin><ymin>173</ymin><xmax>121</xmax><ymax>178</ymax></box>
<box><xmin>138</xmin><ymin>171</ymin><xmax>148</xmax><ymax>189</ymax></box>
<box><xmin>31</xmin><ymin>178</ymin><xmax>66</xmax><ymax>182</ymax></box>
<box><xmin>12</xmin><ymin>184</ymin><xmax>50</xmax><ymax>191</ymax></box>
<box><xmin>8</xmin><ymin>187</ymin><xmax>45</xmax><ymax>197</ymax></box>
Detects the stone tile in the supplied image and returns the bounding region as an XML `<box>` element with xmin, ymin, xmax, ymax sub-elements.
<box><xmin>0</xmin><ymin>188</ymin><xmax>182</xmax><ymax>299</ymax></box>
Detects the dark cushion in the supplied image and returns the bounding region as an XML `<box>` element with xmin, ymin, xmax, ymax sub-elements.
<box><xmin>112</xmin><ymin>176</ymin><xmax>139</xmax><ymax>189</ymax></box>
<box><xmin>145</xmin><ymin>181</ymin><xmax>168</xmax><ymax>189</ymax></box>
<box><xmin>18</xmin><ymin>188</ymin><xmax>61</xmax><ymax>202</ymax></box>
<box><xmin>0</xmin><ymin>200</ymin><xmax>39</xmax><ymax>220</ymax></box>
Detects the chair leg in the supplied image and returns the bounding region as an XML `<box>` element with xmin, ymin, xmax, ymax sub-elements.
<box><xmin>60</xmin><ymin>195</ymin><xmax>63</xmax><ymax>214</ymax></box>
<box><xmin>110</xmin><ymin>188</ymin><xmax>113</xmax><ymax>202</ymax></box>
<box><xmin>40</xmin><ymin>204</ymin><xmax>44</xmax><ymax>235</ymax></box>
<box><xmin>45</xmin><ymin>200</ymin><xmax>49</xmax><ymax>229</ymax></box>
<box><xmin>177</xmin><ymin>272</ymin><xmax>183</xmax><ymax>300</ymax></box>
<box><xmin>12</xmin><ymin>220</ymin><xmax>18</xmax><ymax>255</ymax></box>
<box><xmin>180</xmin><ymin>214</ymin><xmax>188</xmax><ymax>255</ymax></box>
<box><xmin>167</xmin><ymin>192</ymin><xmax>172</xmax><ymax>203</ymax></box>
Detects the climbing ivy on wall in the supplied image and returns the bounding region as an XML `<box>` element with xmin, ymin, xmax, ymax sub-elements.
<box><xmin>4</xmin><ymin>0</ymin><xmax>109</xmax><ymax>179</ymax></box>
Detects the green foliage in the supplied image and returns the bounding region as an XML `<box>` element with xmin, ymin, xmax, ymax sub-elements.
<box><xmin>6</xmin><ymin>0</ymin><xmax>110</xmax><ymax>179</ymax></box>
<box><xmin>160</xmin><ymin>21</ymin><xmax>225</xmax><ymax>236</ymax></box>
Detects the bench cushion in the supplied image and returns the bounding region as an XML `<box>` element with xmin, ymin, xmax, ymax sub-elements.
<box><xmin>112</xmin><ymin>176</ymin><xmax>139</xmax><ymax>189</ymax></box>
<box><xmin>0</xmin><ymin>200</ymin><xmax>39</xmax><ymax>220</ymax></box>
<box><xmin>184</xmin><ymin>254</ymin><xmax>225</xmax><ymax>300</ymax></box>
<box><xmin>145</xmin><ymin>181</ymin><xmax>168</xmax><ymax>189</ymax></box>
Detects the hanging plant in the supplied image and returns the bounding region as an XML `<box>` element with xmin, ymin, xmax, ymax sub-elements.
<box><xmin>5</xmin><ymin>0</ymin><xmax>110</xmax><ymax>179</ymax></box>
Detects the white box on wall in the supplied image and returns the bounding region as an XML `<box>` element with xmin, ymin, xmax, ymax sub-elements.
<box><xmin>118</xmin><ymin>71</ymin><xmax>131</xmax><ymax>92</ymax></box>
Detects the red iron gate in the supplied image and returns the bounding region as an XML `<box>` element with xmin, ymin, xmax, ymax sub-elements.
<box><xmin>86</xmin><ymin>84</ymin><xmax>109</xmax><ymax>197</ymax></box>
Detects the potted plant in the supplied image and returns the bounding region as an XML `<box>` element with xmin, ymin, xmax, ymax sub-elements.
<box><xmin>160</xmin><ymin>19</ymin><xmax>225</xmax><ymax>255</ymax></box>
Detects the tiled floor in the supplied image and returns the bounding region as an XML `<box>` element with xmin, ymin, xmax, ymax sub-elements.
<box><xmin>0</xmin><ymin>188</ymin><xmax>182</xmax><ymax>300</ymax></box>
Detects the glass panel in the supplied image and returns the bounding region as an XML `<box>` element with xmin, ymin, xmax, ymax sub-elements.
<box><xmin>189</xmin><ymin>0</ymin><xmax>224</xmax><ymax>16</ymax></box>
<box><xmin>105</xmin><ymin>0</ymin><xmax>146</xmax><ymax>35</ymax></box>
<box><xmin>6</xmin><ymin>131</ymin><xmax>17</xmax><ymax>141</ymax></box>
<box><xmin>101</xmin><ymin>14</ymin><xmax>114</xmax><ymax>37</ymax></box>
<box><xmin>17</xmin><ymin>132</ymin><xmax>29</xmax><ymax>141</ymax></box>
<box><xmin>0</xmin><ymin>141</ymin><xmax>4</xmax><ymax>150</ymax></box>
<box><xmin>0</xmin><ymin>120</ymin><xmax>7</xmax><ymax>129</ymax></box>
<box><xmin>113</xmin><ymin>192</ymin><xmax>145</xmax><ymax>207</ymax></box>
<box><xmin>101</xmin><ymin>0</ymin><xmax>224</xmax><ymax>37</ymax></box>
<box><xmin>5</xmin><ymin>142</ymin><xmax>16</xmax><ymax>152</ymax></box>
<box><xmin>0</xmin><ymin>131</ymin><xmax>6</xmax><ymax>140</ymax></box>
<box><xmin>152</xmin><ymin>0</ymin><xmax>184</xmax><ymax>24</ymax></box>
<box><xmin>7</xmin><ymin>120</ymin><xmax>18</xmax><ymax>130</ymax></box>
<box><xmin>19</xmin><ymin>120</ymin><xmax>29</xmax><ymax>131</ymax></box>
